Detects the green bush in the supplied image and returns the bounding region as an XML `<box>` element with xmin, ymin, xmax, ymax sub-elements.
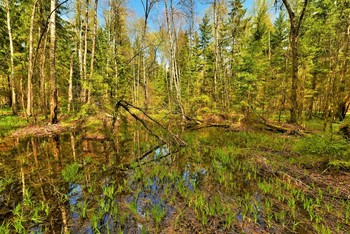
<box><xmin>293</xmin><ymin>135</ymin><xmax>348</xmax><ymax>157</ymax></box>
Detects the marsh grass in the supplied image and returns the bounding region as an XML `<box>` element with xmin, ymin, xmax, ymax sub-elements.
<box><xmin>1</xmin><ymin>122</ymin><xmax>350</xmax><ymax>233</ymax></box>
<box><xmin>293</xmin><ymin>134</ymin><xmax>348</xmax><ymax>157</ymax></box>
<box><xmin>62</xmin><ymin>163</ymin><xmax>81</xmax><ymax>182</ymax></box>
<box><xmin>0</xmin><ymin>112</ymin><xmax>27</xmax><ymax>137</ymax></box>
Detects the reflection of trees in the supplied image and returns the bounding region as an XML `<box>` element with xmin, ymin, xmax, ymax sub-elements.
<box><xmin>2</xmin><ymin>129</ymin><xmax>145</xmax><ymax>232</ymax></box>
<box><xmin>70</xmin><ymin>132</ymin><xmax>76</xmax><ymax>162</ymax></box>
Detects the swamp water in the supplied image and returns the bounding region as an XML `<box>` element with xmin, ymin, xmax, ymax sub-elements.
<box><xmin>0</xmin><ymin>126</ymin><xmax>349</xmax><ymax>233</ymax></box>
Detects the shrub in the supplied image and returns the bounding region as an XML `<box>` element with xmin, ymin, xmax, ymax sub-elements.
<box><xmin>293</xmin><ymin>135</ymin><xmax>348</xmax><ymax>157</ymax></box>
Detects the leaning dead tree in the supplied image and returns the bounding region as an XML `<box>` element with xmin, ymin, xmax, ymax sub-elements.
<box><xmin>115</xmin><ymin>99</ymin><xmax>186</xmax><ymax>168</ymax></box>
<box><xmin>115</xmin><ymin>99</ymin><xmax>186</xmax><ymax>146</ymax></box>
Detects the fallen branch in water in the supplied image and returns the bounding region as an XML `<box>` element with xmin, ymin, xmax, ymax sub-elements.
<box><xmin>115</xmin><ymin>100</ymin><xmax>186</xmax><ymax>170</ymax></box>
<box><xmin>115</xmin><ymin>100</ymin><xmax>186</xmax><ymax>146</ymax></box>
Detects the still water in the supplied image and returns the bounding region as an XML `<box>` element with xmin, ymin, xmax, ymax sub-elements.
<box><xmin>0</xmin><ymin>125</ymin><xmax>349</xmax><ymax>233</ymax></box>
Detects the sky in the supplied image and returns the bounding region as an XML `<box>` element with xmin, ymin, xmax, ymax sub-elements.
<box><xmin>127</xmin><ymin>0</ymin><xmax>255</xmax><ymax>20</ymax></box>
<box><xmin>127</xmin><ymin>0</ymin><xmax>255</xmax><ymax>18</ymax></box>
<box><xmin>125</xmin><ymin>0</ymin><xmax>257</xmax><ymax>32</ymax></box>
<box><xmin>61</xmin><ymin>0</ymin><xmax>277</xmax><ymax>29</ymax></box>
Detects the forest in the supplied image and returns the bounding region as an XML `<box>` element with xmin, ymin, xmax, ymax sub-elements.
<box><xmin>0</xmin><ymin>0</ymin><xmax>350</xmax><ymax>233</ymax></box>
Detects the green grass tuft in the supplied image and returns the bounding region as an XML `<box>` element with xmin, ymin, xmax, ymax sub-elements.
<box><xmin>62</xmin><ymin>163</ymin><xmax>81</xmax><ymax>182</ymax></box>
<box><xmin>293</xmin><ymin>134</ymin><xmax>348</xmax><ymax>158</ymax></box>
<box><xmin>0</xmin><ymin>110</ymin><xmax>27</xmax><ymax>137</ymax></box>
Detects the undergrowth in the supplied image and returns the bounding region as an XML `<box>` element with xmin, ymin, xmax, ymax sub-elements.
<box><xmin>293</xmin><ymin>134</ymin><xmax>348</xmax><ymax>158</ymax></box>
<box><xmin>0</xmin><ymin>109</ymin><xmax>27</xmax><ymax>137</ymax></box>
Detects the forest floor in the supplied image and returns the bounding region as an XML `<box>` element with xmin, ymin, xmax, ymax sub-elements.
<box><xmin>1</xmin><ymin>107</ymin><xmax>350</xmax><ymax>232</ymax></box>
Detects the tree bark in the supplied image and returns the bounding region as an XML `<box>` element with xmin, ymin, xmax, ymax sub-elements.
<box><xmin>5</xmin><ymin>0</ymin><xmax>17</xmax><ymax>115</ymax></box>
<box><xmin>336</xmin><ymin>23</ymin><xmax>350</xmax><ymax>121</ymax></box>
<box><xmin>164</xmin><ymin>0</ymin><xmax>185</xmax><ymax>119</ymax></box>
<box><xmin>282</xmin><ymin>0</ymin><xmax>308</xmax><ymax>123</ymax></box>
<box><xmin>49</xmin><ymin>0</ymin><xmax>58</xmax><ymax>124</ymax></box>
<box><xmin>140</xmin><ymin>0</ymin><xmax>157</xmax><ymax>110</ymax></box>
<box><xmin>40</xmin><ymin>33</ymin><xmax>48</xmax><ymax>114</ymax></box>
<box><xmin>87</xmin><ymin>0</ymin><xmax>98</xmax><ymax>104</ymax></box>
<box><xmin>82</xmin><ymin>0</ymin><xmax>89</xmax><ymax>102</ymax></box>
<box><xmin>27</xmin><ymin>0</ymin><xmax>38</xmax><ymax>117</ymax></box>
<box><xmin>68</xmin><ymin>52</ymin><xmax>74</xmax><ymax>112</ymax></box>
<box><xmin>213</xmin><ymin>0</ymin><xmax>218</xmax><ymax>104</ymax></box>
<box><xmin>76</xmin><ymin>0</ymin><xmax>84</xmax><ymax>103</ymax></box>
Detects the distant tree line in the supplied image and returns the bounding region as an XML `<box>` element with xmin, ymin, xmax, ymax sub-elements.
<box><xmin>0</xmin><ymin>0</ymin><xmax>349</xmax><ymax>128</ymax></box>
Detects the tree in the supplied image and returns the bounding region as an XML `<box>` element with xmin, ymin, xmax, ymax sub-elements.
<box><xmin>4</xmin><ymin>0</ymin><xmax>17</xmax><ymax>114</ymax></box>
<box><xmin>87</xmin><ymin>0</ymin><xmax>99</xmax><ymax>104</ymax></box>
<box><xmin>27</xmin><ymin>0</ymin><xmax>39</xmax><ymax>117</ymax></box>
<box><xmin>199</xmin><ymin>13</ymin><xmax>212</xmax><ymax>50</ymax></box>
<box><xmin>198</xmin><ymin>13</ymin><xmax>214</xmax><ymax>99</ymax></box>
<box><xmin>49</xmin><ymin>0</ymin><xmax>58</xmax><ymax>124</ymax></box>
<box><xmin>140</xmin><ymin>0</ymin><xmax>158</xmax><ymax>110</ymax></box>
<box><xmin>279</xmin><ymin>0</ymin><xmax>309</xmax><ymax>123</ymax></box>
<box><xmin>164</xmin><ymin>0</ymin><xmax>184</xmax><ymax>118</ymax></box>
<box><xmin>271</xmin><ymin>11</ymin><xmax>289</xmax><ymax>121</ymax></box>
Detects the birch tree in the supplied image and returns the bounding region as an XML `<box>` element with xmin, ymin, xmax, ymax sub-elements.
<box><xmin>4</xmin><ymin>0</ymin><xmax>17</xmax><ymax>114</ymax></box>
<box><xmin>27</xmin><ymin>0</ymin><xmax>39</xmax><ymax>117</ymax></box>
<box><xmin>49</xmin><ymin>0</ymin><xmax>58</xmax><ymax>124</ymax></box>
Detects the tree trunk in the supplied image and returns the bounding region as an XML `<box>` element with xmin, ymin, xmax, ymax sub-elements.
<box><xmin>213</xmin><ymin>0</ymin><xmax>218</xmax><ymax>104</ymax></box>
<box><xmin>68</xmin><ymin>52</ymin><xmax>74</xmax><ymax>112</ymax></box>
<box><xmin>87</xmin><ymin>0</ymin><xmax>98</xmax><ymax>104</ymax></box>
<box><xmin>27</xmin><ymin>0</ymin><xmax>38</xmax><ymax>117</ymax></box>
<box><xmin>282</xmin><ymin>0</ymin><xmax>308</xmax><ymax>124</ymax></box>
<box><xmin>76</xmin><ymin>0</ymin><xmax>84</xmax><ymax>104</ymax></box>
<box><xmin>5</xmin><ymin>0</ymin><xmax>17</xmax><ymax>115</ymax></box>
<box><xmin>290</xmin><ymin>26</ymin><xmax>298</xmax><ymax>123</ymax></box>
<box><xmin>139</xmin><ymin>0</ymin><xmax>158</xmax><ymax>110</ymax></box>
<box><xmin>82</xmin><ymin>0</ymin><xmax>89</xmax><ymax>102</ymax></box>
<box><xmin>308</xmin><ymin>72</ymin><xmax>317</xmax><ymax>119</ymax></box>
<box><xmin>336</xmin><ymin>23</ymin><xmax>350</xmax><ymax>121</ymax></box>
<box><xmin>164</xmin><ymin>0</ymin><xmax>184</xmax><ymax>119</ymax></box>
<box><xmin>40</xmin><ymin>33</ymin><xmax>48</xmax><ymax>115</ymax></box>
<box><xmin>49</xmin><ymin>0</ymin><xmax>58</xmax><ymax>124</ymax></box>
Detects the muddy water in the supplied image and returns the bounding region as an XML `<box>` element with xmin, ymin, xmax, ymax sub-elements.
<box><xmin>0</xmin><ymin>127</ymin><xmax>349</xmax><ymax>233</ymax></box>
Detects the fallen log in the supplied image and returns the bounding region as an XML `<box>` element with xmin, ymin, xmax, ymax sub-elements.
<box><xmin>258</xmin><ymin>116</ymin><xmax>307</xmax><ymax>136</ymax></box>
<box><xmin>183</xmin><ymin>115</ymin><xmax>233</xmax><ymax>131</ymax></box>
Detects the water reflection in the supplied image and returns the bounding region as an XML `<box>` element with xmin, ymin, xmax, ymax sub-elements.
<box><xmin>1</xmin><ymin>126</ymin><xmax>347</xmax><ymax>233</ymax></box>
<box><xmin>0</xmin><ymin>128</ymin><xmax>279</xmax><ymax>233</ymax></box>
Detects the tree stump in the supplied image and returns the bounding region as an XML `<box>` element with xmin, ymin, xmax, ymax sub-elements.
<box><xmin>339</xmin><ymin>123</ymin><xmax>350</xmax><ymax>139</ymax></box>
